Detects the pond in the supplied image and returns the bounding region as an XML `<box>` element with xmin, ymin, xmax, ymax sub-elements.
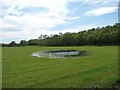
<box><xmin>32</xmin><ymin>50</ymin><xmax>87</xmax><ymax>58</ymax></box>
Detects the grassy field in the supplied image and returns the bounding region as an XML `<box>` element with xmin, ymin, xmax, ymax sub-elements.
<box><xmin>2</xmin><ymin>46</ymin><xmax>118</xmax><ymax>88</ymax></box>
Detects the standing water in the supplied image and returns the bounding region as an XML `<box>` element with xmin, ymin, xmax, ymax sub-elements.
<box><xmin>32</xmin><ymin>50</ymin><xmax>84</xmax><ymax>58</ymax></box>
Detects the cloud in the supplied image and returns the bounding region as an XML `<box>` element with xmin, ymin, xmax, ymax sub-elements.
<box><xmin>20</xmin><ymin>7</ymin><xmax>48</xmax><ymax>14</ymax></box>
<box><xmin>0</xmin><ymin>0</ymin><xmax>70</xmax><ymax>43</ymax></box>
<box><xmin>68</xmin><ymin>0</ymin><xmax>118</xmax><ymax>3</ymax></box>
<box><xmin>83</xmin><ymin>0</ymin><xmax>118</xmax><ymax>4</ymax></box>
<box><xmin>0</xmin><ymin>0</ymin><xmax>69</xmax><ymax>29</ymax></box>
<box><xmin>1</xmin><ymin>28</ymin><xmax>21</xmax><ymax>32</ymax></box>
<box><xmin>58</xmin><ymin>24</ymin><xmax>97</xmax><ymax>33</ymax></box>
<box><xmin>0</xmin><ymin>0</ymin><xmax>118</xmax><ymax>43</ymax></box>
<box><xmin>85</xmin><ymin>7</ymin><xmax>118</xmax><ymax>16</ymax></box>
<box><xmin>1</xmin><ymin>24</ymin><xmax>97</xmax><ymax>43</ymax></box>
<box><xmin>69</xmin><ymin>17</ymin><xmax>80</xmax><ymax>20</ymax></box>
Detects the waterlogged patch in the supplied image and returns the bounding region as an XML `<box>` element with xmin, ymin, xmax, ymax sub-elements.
<box><xmin>32</xmin><ymin>50</ymin><xmax>87</xmax><ymax>58</ymax></box>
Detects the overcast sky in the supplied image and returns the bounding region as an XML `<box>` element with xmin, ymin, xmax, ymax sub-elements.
<box><xmin>0</xmin><ymin>0</ymin><xmax>118</xmax><ymax>43</ymax></box>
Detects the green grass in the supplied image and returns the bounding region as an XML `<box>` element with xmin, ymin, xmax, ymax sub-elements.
<box><xmin>2</xmin><ymin>46</ymin><xmax>118</xmax><ymax>88</ymax></box>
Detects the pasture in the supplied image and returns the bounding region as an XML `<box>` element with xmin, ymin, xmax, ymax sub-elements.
<box><xmin>2</xmin><ymin>46</ymin><xmax>118</xmax><ymax>88</ymax></box>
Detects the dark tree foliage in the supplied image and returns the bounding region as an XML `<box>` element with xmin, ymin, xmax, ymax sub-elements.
<box><xmin>20</xmin><ymin>40</ymin><xmax>28</xmax><ymax>46</ymax></box>
<box><xmin>28</xmin><ymin>39</ymin><xmax>38</xmax><ymax>46</ymax></box>
<box><xmin>1</xmin><ymin>43</ymin><xmax>8</xmax><ymax>47</ymax></box>
<box><xmin>1</xmin><ymin>23</ymin><xmax>119</xmax><ymax>47</ymax></box>
<box><xmin>8</xmin><ymin>41</ymin><xmax>17</xmax><ymax>47</ymax></box>
<box><xmin>38</xmin><ymin>23</ymin><xmax>119</xmax><ymax>46</ymax></box>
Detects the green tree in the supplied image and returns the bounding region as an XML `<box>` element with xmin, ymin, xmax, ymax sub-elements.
<box><xmin>20</xmin><ymin>40</ymin><xmax>28</xmax><ymax>46</ymax></box>
<box><xmin>8</xmin><ymin>41</ymin><xmax>17</xmax><ymax>47</ymax></box>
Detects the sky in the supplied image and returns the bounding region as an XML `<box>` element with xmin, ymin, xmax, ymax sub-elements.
<box><xmin>0</xmin><ymin>0</ymin><xmax>118</xmax><ymax>43</ymax></box>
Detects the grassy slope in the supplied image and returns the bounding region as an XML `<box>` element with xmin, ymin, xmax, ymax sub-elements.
<box><xmin>2</xmin><ymin>46</ymin><xmax>118</xmax><ymax>88</ymax></box>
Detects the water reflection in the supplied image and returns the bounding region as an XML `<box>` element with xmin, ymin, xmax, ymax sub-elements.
<box><xmin>32</xmin><ymin>50</ymin><xmax>81</xmax><ymax>58</ymax></box>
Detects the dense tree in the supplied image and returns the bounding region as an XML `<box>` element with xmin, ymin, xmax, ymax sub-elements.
<box><xmin>38</xmin><ymin>23</ymin><xmax>119</xmax><ymax>46</ymax></box>
<box><xmin>1</xmin><ymin>43</ymin><xmax>8</xmax><ymax>47</ymax></box>
<box><xmin>2</xmin><ymin>23</ymin><xmax>119</xmax><ymax>47</ymax></box>
<box><xmin>20</xmin><ymin>40</ymin><xmax>28</xmax><ymax>46</ymax></box>
<box><xmin>8</xmin><ymin>41</ymin><xmax>17</xmax><ymax>47</ymax></box>
<box><xmin>28</xmin><ymin>39</ymin><xmax>38</xmax><ymax>46</ymax></box>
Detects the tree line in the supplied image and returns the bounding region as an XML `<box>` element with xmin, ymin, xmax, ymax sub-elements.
<box><xmin>1</xmin><ymin>23</ymin><xmax>120</xmax><ymax>47</ymax></box>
